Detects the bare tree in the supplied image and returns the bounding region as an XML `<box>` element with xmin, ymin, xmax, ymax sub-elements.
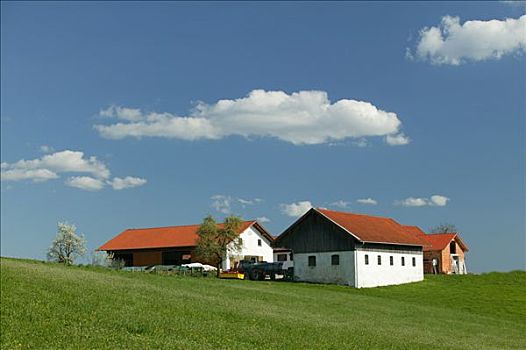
<box><xmin>430</xmin><ymin>223</ymin><xmax>458</xmax><ymax>234</ymax></box>
<box><xmin>47</xmin><ymin>222</ymin><xmax>87</xmax><ymax>265</ymax></box>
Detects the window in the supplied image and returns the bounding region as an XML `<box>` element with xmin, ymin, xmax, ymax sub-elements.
<box><xmin>257</xmin><ymin>239</ymin><xmax>262</xmax><ymax>247</ymax></box>
<box><xmin>365</xmin><ymin>254</ymin><xmax>369</xmax><ymax>265</ymax></box>
<box><xmin>331</xmin><ymin>254</ymin><xmax>340</xmax><ymax>266</ymax></box>
<box><xmin>289</xmin><ymin>252</ymin><xmax>293</xmax><ymax>261</ymax></box>
<box><xmin>390</xmin><ymin>256</ymin><xmax>394</xmax><ymax>266</ymax></box>
<box><xmin>277</xmin><ymin>254</ymin><xmax>288</xmax><ymax>262</ymax></box>
<box><xmin>401</xmin><ymin>257</ymin><xmax>405</xmax><ymax>266</ymax></box>
<box><xmin>308</xmin><ymin>256</ymin><xmax>316</xmax><ymax>267</ymax></box>
<box><xmin>412</xmin><ymin>257</ymin><xmax>416</xmax><ymax>267</ymax></box>
<box><xmin>450</xmin><ymin>241</ymin><xmax>456</xmax><ymax>254</ymax></box>
<box><xmin>377</xmin><ymin>255</ymin><xmax>382</xmax><ymax>265</ymax></box>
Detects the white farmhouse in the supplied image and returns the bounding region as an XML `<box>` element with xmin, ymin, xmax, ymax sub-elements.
<box><xmin>275</xmin><ymin>208</ymin><xmax>427</xmax><ymax>288</ymax></box>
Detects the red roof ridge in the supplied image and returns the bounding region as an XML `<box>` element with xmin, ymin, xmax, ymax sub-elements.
<box><xmin>316</xmin><ymin>207</ymin><xmax>395</xmax><ymax>220</ymax></box>
<box><xmin>125</xmin><ymin>220</ymin><xmax>257</xmax><ymax>231</ymax></box>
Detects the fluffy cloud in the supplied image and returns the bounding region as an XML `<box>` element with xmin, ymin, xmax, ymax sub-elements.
<box><xmin>395</xmin><ymin>195</ymin><xmax>450</xmax><ymax>207</ymax></box>
<box><xmin>109</xmin><ymin>176</ymin><xmax>147</xmax><ymax>190</ymax></box>
<box><xmin>65</xmin><ymin>176</ymin><xmax>105</xmax><ymax>191</ymax></box>
<box><xmin>429</xmin><ymin>195</ymin><xmax>450</xmax><ymax>207</ymax></box>
<box><xmin>280</xmin><ymin>201</ymin><xmax>313</xmax><ymax>217</ymax></box>
<box><xmin>410</xmin><ymin>15</ymin><xmax>526</xmax><ymax>65</ymax></box>
<box><xmin>356</xmin><ymin>198</ymin><xmax>378</xmax><ymax>205</ymax></box>
<box><xmin>256</xmin><ymin>216</ymin><xmax>271</xmax><ymax>223</ymax></box>
<box><xmin>95</xmin><ymin>90</ymin><xmax>408</xmax><ymax>146</ymax></box>
<box><xmin>1</xmin><ymin>150</ymin><xmax>110</xmax><ymax>181</ymax></box>
<box><xmin>1</xmin><ymin>150</ymin><xmax>146</xmax><ymax>191</ymax></box>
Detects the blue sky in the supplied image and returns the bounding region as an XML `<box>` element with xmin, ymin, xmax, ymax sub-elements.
<box><xmin>1</xmin><ymin>2</ymin><xmax>525</xmax><ymax>272</ymax></box>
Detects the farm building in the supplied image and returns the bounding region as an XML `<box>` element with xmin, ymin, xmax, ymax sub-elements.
<box><xmin>403</xmin><ymin>226</ymin><xmax>469</xmax><ymax>274</ymax></box>
<box><xmin>98</xmin><ymin>220</ymin><xmax>274</xmax><ymax>270</ymax></box>
<box><xmin>274</xmin><ymin>208</ymin><xmax>428</xmax><ymax>288</ymax></box>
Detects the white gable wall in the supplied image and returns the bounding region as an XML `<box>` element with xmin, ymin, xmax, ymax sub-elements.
<box><xmin>223</xmin><ymin>225</ymin><xmax>273</xmax><ymax>270</ymax></box>
<box><xmin>355</xmin><ymin>249</ymin><xmax>423</xmax><ymax>288</ymax></box>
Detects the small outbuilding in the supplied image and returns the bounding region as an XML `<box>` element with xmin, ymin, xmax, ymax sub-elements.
<box><xmin>98</xmin><ymin>220</ymin><xmax>274</xmax><ymax>270</ymax></box>
<box><xmin>403</xmin><ymin>226</ymin><xmax>469</xmax><ymax>274</ymax></box>
<box><xmin>275</xmin><ymin>208</ymin><xmax>427</xmax><ymax>288</ymax></box>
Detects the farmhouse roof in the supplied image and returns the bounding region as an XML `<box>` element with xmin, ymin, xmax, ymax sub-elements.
<box><xmin>315</xmin><ymin>208</ymin><xmax>427</xmax><ymax>246</ymax></box>
<box><xmin>98</xmin><ymin>220</ymin><xmax>272</xmax><ymax>251</ymax></box>
<box><xmin>425</xmin><ymin>233</ymin><xmax>469</xmax><ymax>252</ymax></box>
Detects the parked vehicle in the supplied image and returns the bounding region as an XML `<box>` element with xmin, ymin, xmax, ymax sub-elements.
<box><xmin>238</xmin><ymin>260</ymin><xmax>292</xmax><ymax>281</ymax></box>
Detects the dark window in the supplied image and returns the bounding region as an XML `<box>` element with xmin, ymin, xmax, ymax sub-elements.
<box><xmin>308</xmin><ymin>256</ymin><xmax>316</xmax><ymax>267</ymax></box>
<box><xmin>113</xmin><ymin>253</ymin><xmax>133</xmax><ymax>267</ymax></box>
<box><xmin>289</xmin><ymin>252</ymin><xmax>293</xmax><ymax>261</ymax></box>
<box><xmin>277</xmin><ymin>254</ymin><xmax>288</xmax><ymax>262</ymax></box>
<box><xmin>390</xmin><ymin>256</ymin><xmax>394</xmax><ymax>266</ymax></box>
<box><xmin>377</xmin><ymin>255</ymin><xmax>382</xmax><ymax>265</ymax></box>
<box><xmin>257</xmin><ymin>239</ymin><xmax>262</xmax><ymax>247</ymax></box>
<box><xmin>412</xmin><ymin>257</ymin><xmax>416</xmax><ymax>267</ymax></box>
<box><xmin>331</xmin><ymin>254</ymin><xmax>340</xmax><ymax>266</ymax></box>
<box><xmin>401</xmin><ymin>257</ymin><xmax>405</xmax><ymax>266</ymax></box>
<box><xmin>450</xmin><ymin>241</ymin><xmax>456</xmax><ymax>254</ymax></box>
<box><xmin>365</xmin><ymin>254</ymin><xmax>369</xmax><ymax>265</ymax></box>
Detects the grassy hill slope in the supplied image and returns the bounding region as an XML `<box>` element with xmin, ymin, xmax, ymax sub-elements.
<box><xmin>1</xmin><ymin>258</ymin><xmax>525</xmax><ymax>349</ymax></box>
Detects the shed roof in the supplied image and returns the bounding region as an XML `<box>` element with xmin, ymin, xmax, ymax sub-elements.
<box><xmin>98</xmin><ymin>220</ymin><xmax>271</xmax><ymax>251</ymax></box>
<box><xmin>315</xmin><ymin>208</ymin><xmax>426</xmax><ymax>246</ymax></box>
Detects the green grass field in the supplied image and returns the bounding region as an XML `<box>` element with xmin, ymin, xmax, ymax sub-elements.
<box><xmin>1</xmin><ymin>258</ymin><xmax>525</xmax><ymax>349</ymax></box>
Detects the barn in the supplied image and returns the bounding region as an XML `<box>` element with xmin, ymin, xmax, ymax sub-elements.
<box><xmin>98</xmin><ymin>220</ymin><xmax>274</xmax><ymax>270</ymax></box>
<box><xmin>274</xmin><ymin>208</ymin><xmax>428</xmax><ymax>288</ymax></box>
<box><xmin>403</xmin><ymin>225</ymin><xmax>469</xmax><ymax>274</ymax></box>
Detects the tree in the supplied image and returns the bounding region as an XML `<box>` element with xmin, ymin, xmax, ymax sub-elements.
<box><xmin>194</xmin><ymin>215</ymin><xmax>242</xmax><ymax>277</ymax></box>
<box><xmin>430</xmin><ymin>223</ymin><xmax>458</xmax><ymax>234</ymax></box>
<box><xmin>47</xmin><ymin>222</ymin><xmax>87</xmax><ymax>265</ymax></box>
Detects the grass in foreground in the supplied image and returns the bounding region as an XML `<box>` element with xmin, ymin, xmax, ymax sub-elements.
<box><xmin>1</xmin><ymin>258</ymin><xmax>525</xmax><ymax>349</ymax></box>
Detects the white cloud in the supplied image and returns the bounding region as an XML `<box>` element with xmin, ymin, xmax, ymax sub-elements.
<box><xmin>65</xmin><ymin>176</ymin><xmax>105</xmax><ymax>191</ymax></box>
<box><xmin>395</xmin><ymin>195</ymin><xmax>450</xmax><ymax>207</ymax></box>
<box><xmin>429</xmin><ymin>195</ymin><xmax>450</xmax><ymax>207</ymax></box>
<box><xmin>237</xmin><ymin>197</ymin><xmax>262</xmax><ymax>206</ymax></box>
<box><xmin>211</xmin><ymin>195</ymin><xmax>232</xmax><ymax>214</ymax></box>
<box><xmin>411</xmin><ymin>15</ymin><xmax>526</xmax><ymax>65</ymax></box>
<box><xmin>109</xmin><ymin>176</ymin><xmax>147</xmax><ymax>190</ymax></box>
<box><xmin>100</xmin><ymin>105</ymin><xmax>143</xmax><ymax>121</ymax></box>
<box><xmin>39</xmin><ymin>145</ymin><xmax>54</xmax><ymax>153</ymax></box>
<box><xmin>280</xmin><ymin>201</ymin><xmax>313</xmax><ymax>217</ymax></box>
<box><xmin>501</xmin><ymin>1</ymin><xmax>526</xmax><ymax>7</ymax></box>
<box><xmin>385</xmin><ymin>133</ymin><xmax>410</xmax><ymax>146</ymax></box>
<box><xmin>356</xmin><ymin>198</ymin><xmax>378</xmax><ymax>205</ymax></box>
<box><xmin>94</xmin><ymin>90</ymin><xmax>408</xmax><ymax>146</ymax></box>
<box><xmin>0</xmin><ymin>168</ymin><xmax>59</xmax><ymax>182</ymax></box>
<box><xmin>1</xmin><ymin>150</ymin><xmax>146</xmax><ymax>191</ymax></box>
<box><xmin>1</xmin><ymin>150</ymin><xmax>110</xmax><ymax>181</ymax></box>
<box><xmin>256</xmin><ymin>216</ymin><xmax>271</xmax><ymax>223</ymax></box>
<box><xmin>331</xmin><ymin>200</ymin><xmax>350</xmax><ymax>208</ymax></box>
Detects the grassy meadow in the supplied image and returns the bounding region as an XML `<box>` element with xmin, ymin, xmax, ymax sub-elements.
<box><xmin>1</xmin><ymin>257</ymin><xmax>525</xmax><ymax>349</ymax></box>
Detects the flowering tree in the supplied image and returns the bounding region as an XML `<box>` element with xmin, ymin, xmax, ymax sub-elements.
<box><xmin>47</xmin><ymin>222</ymin><xmax>87</xmax><ymax>265</ymax></box>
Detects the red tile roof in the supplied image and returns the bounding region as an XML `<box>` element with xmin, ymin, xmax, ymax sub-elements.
<box><xmin>425</xmin><ymin>233</ymin><xmax>468</xmax><ymax>252</ymax></box>
<box><xmin>316</xmin><ymin>208</ymin><xmax>426</xmax><ymax>246</ymax></box>
<box><xmin>98</xmin><ymin>221</ymin><xmax>260</xmax><ymax>251</ymax></box>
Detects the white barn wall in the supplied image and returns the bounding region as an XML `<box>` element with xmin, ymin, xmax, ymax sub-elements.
<box><xmin>223</xmin><ymin>226</ymin><xmax>273</xmax><ymax>270</ymax></box>
<box><xmin>355</xmin><ymin>249</ymin><xmax>423</xmax><ymax>288</ymax></box>
<box><xmin>294</xmin><ymin>251</ymin><xmax>355</xmax><ymax>286</ymax></box>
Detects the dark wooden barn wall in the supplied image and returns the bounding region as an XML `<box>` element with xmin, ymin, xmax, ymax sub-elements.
<box><xmin>276</xmin><ymin>210</ymin><xmax>357</xmax><ymax>253</ymax></box>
